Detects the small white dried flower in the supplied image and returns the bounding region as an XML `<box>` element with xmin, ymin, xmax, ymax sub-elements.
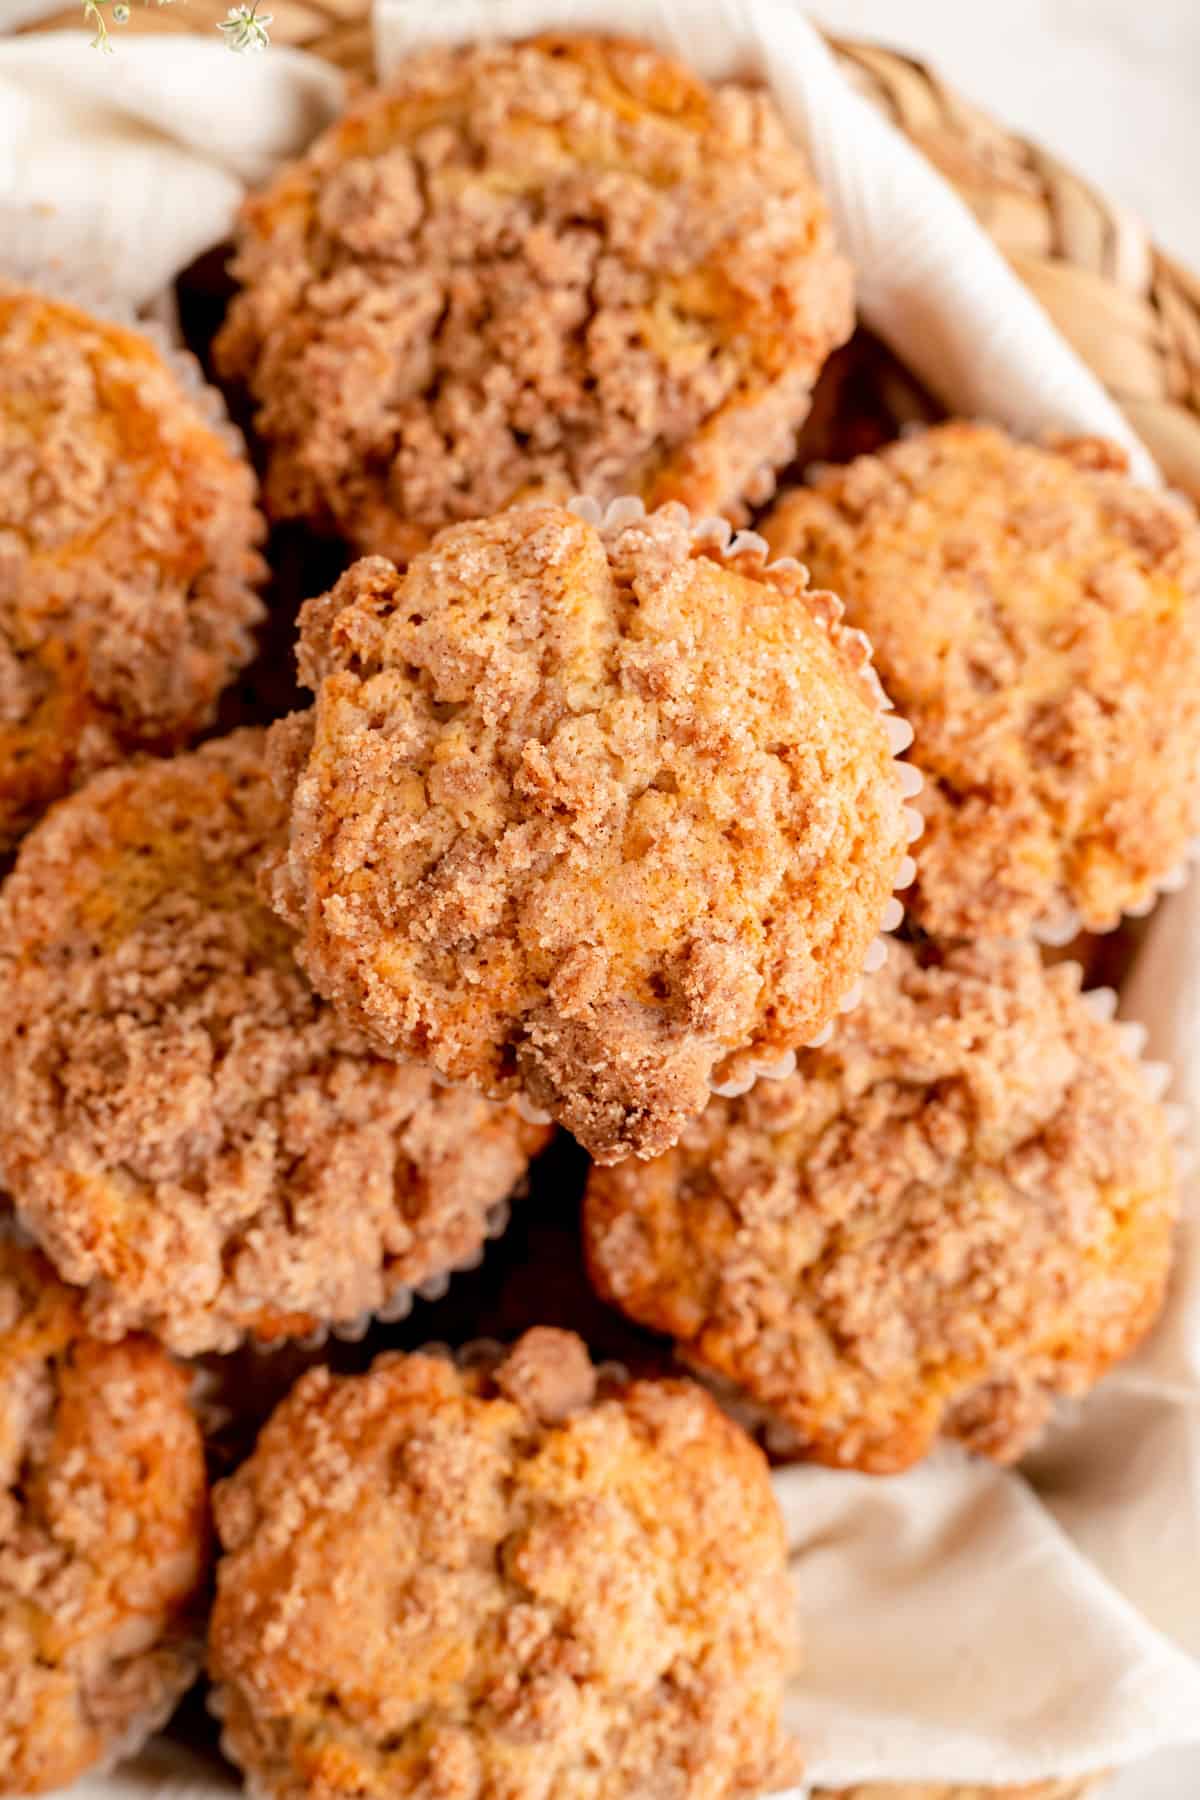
<box><xmin>218</xmin><ymin>2</ymin><xmax>271</xmax><ymax>51</ymax></box>
<box><xmin>111</xmin><ymin>1</ymin><xmax>130</xmax><ymax>18</ymax></box>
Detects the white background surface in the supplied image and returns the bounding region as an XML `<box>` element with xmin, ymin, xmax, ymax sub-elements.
<box><xmin>812</xmin><ymin>8</ymin><xmax>1200</xmax><ymax>1795</ymax></box>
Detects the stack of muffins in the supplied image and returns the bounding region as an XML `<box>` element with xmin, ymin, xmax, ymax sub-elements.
<box><xmin>0</xmin><ymin>33</ymin><xmax>1195</xmax><ymax>1800</ymax></box>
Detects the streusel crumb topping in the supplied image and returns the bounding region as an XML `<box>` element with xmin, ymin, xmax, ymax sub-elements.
<box><xmin>585</xmin><ymin>938</ymin><xmax>1177</xmax><ymax>1470</ymax></box>
<box><xmin>216</xmin><ymin>35</ymin><xmax>852</xmax><ymax>563</ymax></box>
<box><xmin>209</xmin><ymin>1330</ymin><xmax>799</xmax><ymax>1800</ymax></box>
<box><xmin>266</xmin><ymin>502</ymin><xmax>906</xmax><ymax>1161</ymax></box>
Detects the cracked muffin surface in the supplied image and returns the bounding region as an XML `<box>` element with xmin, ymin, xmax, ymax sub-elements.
<box><xmin>264</xmin><ymin>502</ymin><xmax>907</xmax><ymax>1163</ymax></box>
<box><xmin>0</xmin><ymin>1241</ymin><xmax>209</xmax><ymax>1795</ymax></box>
<box><xmin>0</xmin><ymin>731</ymin><xmax>548</xmax><ymax>1356</ymax></box>
<box><xmin>208</xmin><ymin>1327</ymin><xmax>798</xmax><ymax>1800</ymax></box>
<box><xmin>762</xmin><ymin>422</ymin><xmax>1200</xmax><ymax>940</ymax></box>
<box><xmin>215</xmin><ymin>34</ymin><xmax>852</xmax><ymax>564</ymax></box>
<box><xmin>584</xmin><ymin>939</ymin><xmax>1177</xmax><ymax>1471</ymax></box>
<box><xmin>0</xmin><ymin>282</ymin><xmax>265</xmax><ymax>850</ymax></box>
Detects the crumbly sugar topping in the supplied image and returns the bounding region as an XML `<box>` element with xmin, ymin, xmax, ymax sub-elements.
<box><xmin>0</xmin><ymin>283</ymin><xmax>265</xmax><ymax>847</ymax></box>
<box><xmin>0</xmin><ymin>1243</ymin><xmax>209</xmax><ymax>1793</ymax></box>
<box><xmin>763</xmin><ymin>423</ymin><xmax>1200</xmax><ymax>938</ymax></box>
<box><xmin>265</xmin><ymin>502</ymin><xmax>906</xmax><ymax>1162</ymax></box>
<box><xmin>216</xmin><ymin>35</ymin><xmax>852</xmax><ymax>563</ymax></box>
<box><xmin>0</xmin><ymin>732</ymin><xmax>548</xmax><ymax>1356</ymax></box>
<box><xmin>209</xmin><ymin>1329</ymin><xmax>798</xmax><ymax>1800</ymax></box>
<box><xmin>585</xmin><ymin>938</ymin><xmax>1178</xmax><ymax>1470</ymax></box>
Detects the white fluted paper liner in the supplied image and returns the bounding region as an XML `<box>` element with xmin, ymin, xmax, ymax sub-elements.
<box><xmin>566</xmin><ymin>493</ymin><xmax>918</xmax><ymax>1100</ymax></box>
<box><xmin>514</xmin><ymin>1092</ymin><xmax>554</xmax><ymax>1127</ymax></box>
<box><xmin>0</xmin><ymin>254</ymin><xmax>259</xmax><ymax>477</ymax></box>
<box><xmin>1032</xmin><ymin>833</ymin><xmax>1200</xmax><ymax>948</ymax></box>
<box><xmin>10</xmin><ymin>1182</ymin><xmax>516</xmax><ymax>1394</ymax></box>
<box><xmin>186</xmin><ymin>1358</ymin><xmax>233</xmax><ymax>1441</ymax></box>
<box><xmin>13</xmin><ymin>1185</ymin><xmax>508</xmax><ymax>1362</ymax></box>
<box><xmin>243</xmin><ymin>1194</ymin><xmax>516</xmax><ymax>1356</ymax></box>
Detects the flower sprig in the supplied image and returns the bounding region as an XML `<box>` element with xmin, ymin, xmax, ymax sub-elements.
<box><xmin>80</xmin><ymin>0</ymin><xmax>272</xmax><ymax>53</ymax></box>
<box><xmin>82</xmin><ymin>0</ymin><xmax>140</xmax><ymax>52</ymax></box>
<box><xmin>217</xmin><ymin>3</ymin><xmax>272</xmax><ymax>52</ymax></box>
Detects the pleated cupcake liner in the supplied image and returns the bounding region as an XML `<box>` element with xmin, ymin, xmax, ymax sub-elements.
<box><xmin>1033</xmin><ymin>842</ymin><xmax>1197</xmax><ymax>951</ymax></box>
<box><xmin>0</xmin><ymin>257</ymin><xmax>255</xmax><ymax>470</ymax></box>
<box><xmin>9</xmin><ymin>1179</ymin><xmax>517</xmax><ymax>1366</ymax></box>
<box><xmin>245</xmin><ymin>1192</ymin><xmax>518</xmax><ymax>1357</ymax></box>
<box><xmin>1079</xmin><ymin>985</ymin><xmax>1195</xmax><ymax>1185</ymax></box>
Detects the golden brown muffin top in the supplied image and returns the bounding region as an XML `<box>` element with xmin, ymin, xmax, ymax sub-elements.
<box><xmin>216</xmin><ymin>34</ymin><xmax>852</xmax><ymax>563</ymax></box>
<box><xmin>0</xmin><ymin>731</ymin><xmax>548</xmax><ymax>1356</ymax></box>
<box><xmin>762</xmin><ymin>423</ymin><xmax>1200</xmax><ymax>940</ymax></box>
<box><xmin>0</xmin><ymin>1241</ymin><xmax>209</xmax><ymax>1795</ymax></box>
<box><xmin>209</xmin><ymin>1329</ymin><xmax>798</xmax><ymax>1800</ymax></box>
<box><xmin>0</xmin><ymin>283</ymin><xmax>265</xmax><ymax>849</ymax></box>
<box><xmin>585</xmin><ymin>939</ymin><xmax>1177</xmax><ymax>1472</ymax></box>
<box><xmin>265</xmin><ymin>501</ymin><xmax>908</xmax><ymax>1163</ymax></box>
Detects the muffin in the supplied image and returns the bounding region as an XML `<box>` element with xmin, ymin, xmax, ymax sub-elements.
<box><xmin>264</xmin><ymin>500</ymin><xmax>910</xmax><ymax>1163</ymax></box>
<box><xmin>0</xmin><ymin>1241</ymin><xmax>209</xmax><ymax>1794</ymax></box>
<box><xmin>208</xmin><ymin>1328</ymin><xmax>798</xmax><ymax>1800</ymax></box>
<box><xmin>0</xmin><ymin>731</ymin><xmax>549</xmax><ymax>1355</ymax></box>
<box><xmin>215</xmin><ymin>34</ymin><xmax>853</xmax><ymax>564</ymax></box>
<box><xmin>584</xmin><ymin>939</ymin><xmax>1178</xmax><ymax>1472</ymax></box>
<box><xmin>0</xmin><ymin>282</ymin><xmax>265</xmax><ymax>850</ymax></box>
<box><xmin>762</xmin><ymin>423</ymin><xmax>1200</xmax><ymax>941</ymax></box>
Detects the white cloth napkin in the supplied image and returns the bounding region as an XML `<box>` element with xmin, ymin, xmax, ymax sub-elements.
<box><xmin>4</xmin><ymin>1</ymin><xmax>1200</xmax><ymax>1793</ymax></box>
<box><xmin>0</xmin><ymin>32</ymin><xmax>342</xmax><ymax>308</ymax></box>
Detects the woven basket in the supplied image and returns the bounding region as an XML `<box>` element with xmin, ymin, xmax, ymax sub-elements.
<box><xmin>20</xmin><ymin>6</ymin><xmax>1171</xmax><ymax>1798</ymax></box>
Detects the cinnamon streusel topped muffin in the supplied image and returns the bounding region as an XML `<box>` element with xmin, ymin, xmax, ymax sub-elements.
<box><xmin>0</xmin><ymin>731</ymin><xmax>548</xmax><ymax>1355</ymax></box>
<box><xmin>0</xmin><ymin>1242</ymin><xmax>209</xmax><ymax>1794</ymax></box>
<box><xmin>584</xmin><ymin>938</ymin><xmax>1177</xmax><ymax>1472</ymax></box>
<box><xmin>208</xmin><ymin>1328</ymin><xmax>799</xmax><ymax>1800</ymax></box>
<box><xmin>0</xmin><ymin>283</ymin><xmax>265</xmax><ymax>850</ymax></box>
<box><xmin>265</xmin><ymin>501</ymin><xmax>909</xmax><ymax>1163</ymax></box>
<box><xmin>215</xmin><ymin>34</ymin><xmax>853</xmax><ymax>565</ymax></box>
<box><xmin>762</xmin><ymin>422</ymin><xmax>1200</xmax><ymax>941</ymax></box>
